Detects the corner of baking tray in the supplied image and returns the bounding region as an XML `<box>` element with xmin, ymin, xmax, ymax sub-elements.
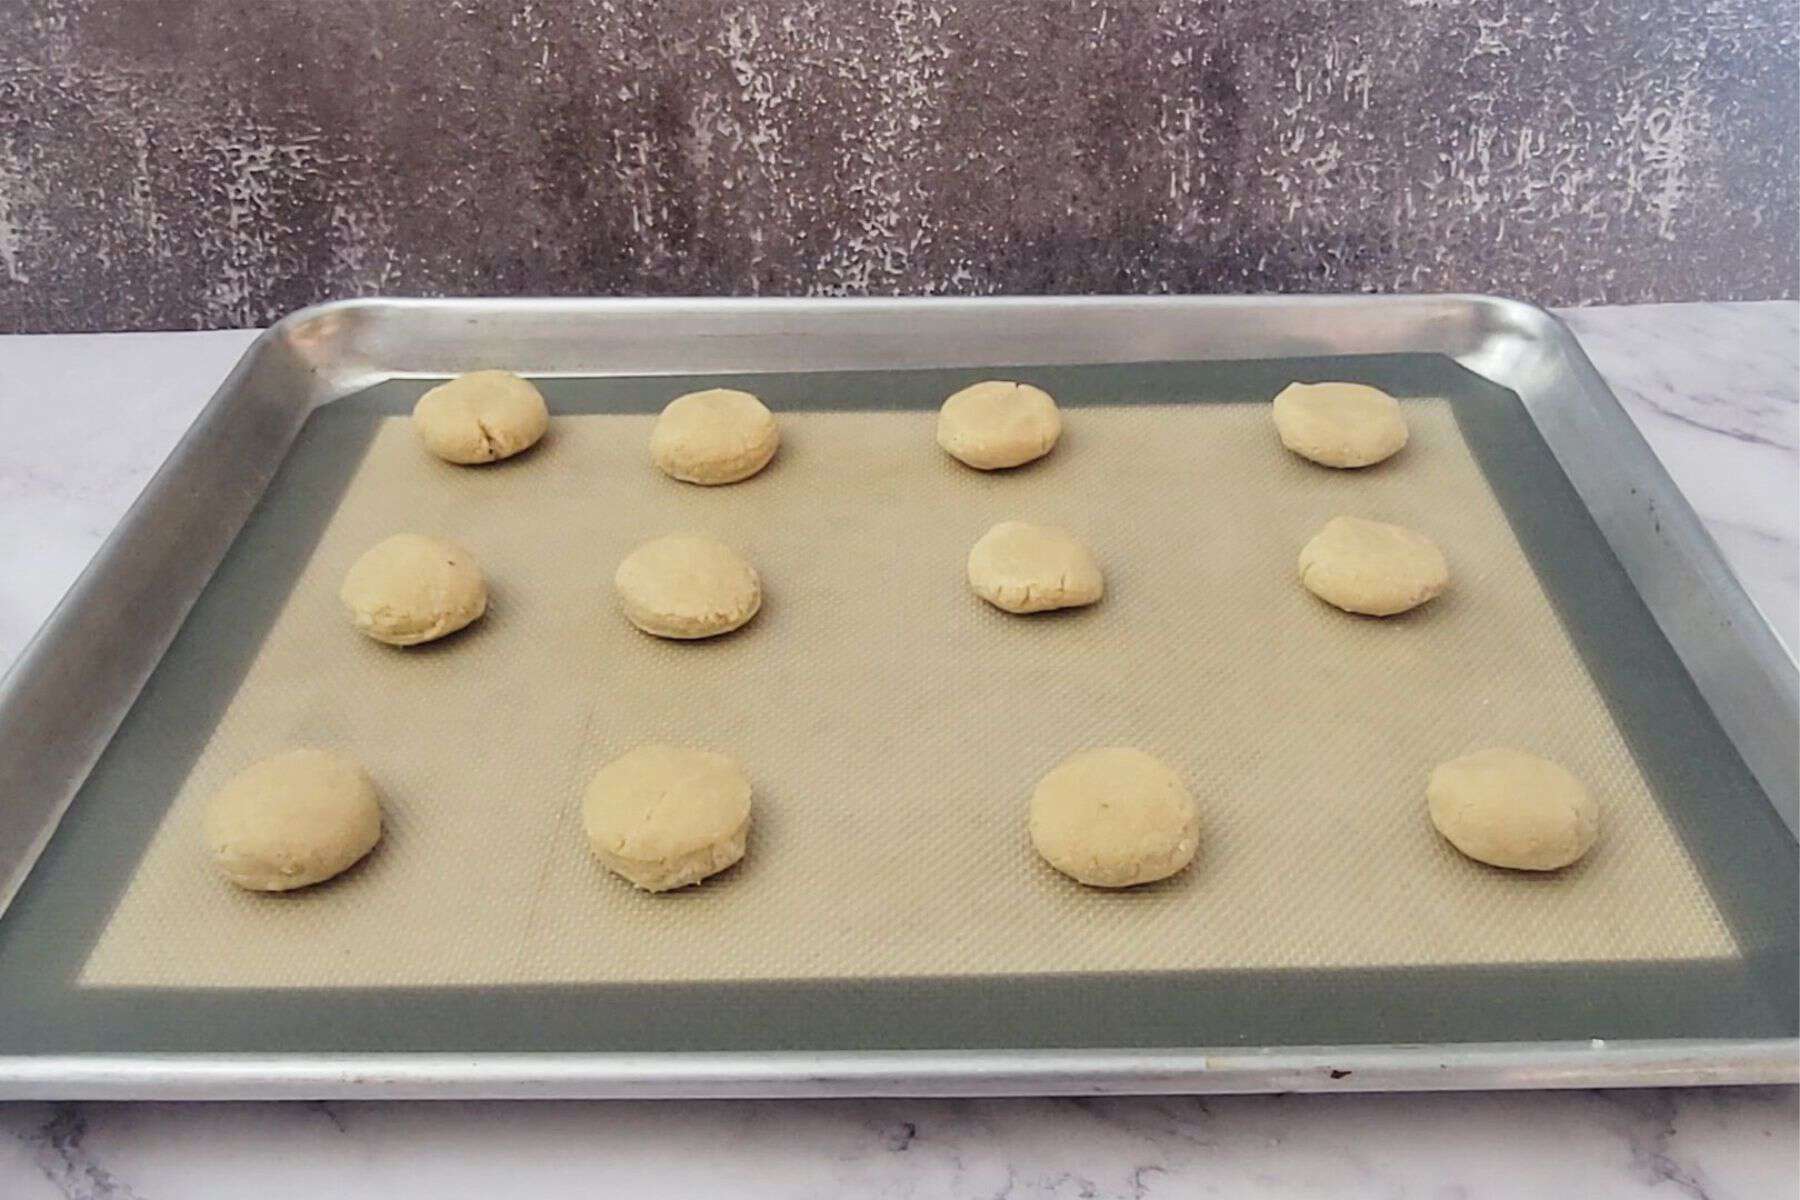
<box><xmin>265</xmin><ymin>295</ymin><xmax>577</xmax><ymax>397</ymax></box>
<box><xmin>262</xmin><ymin>296</ymin><xmax>657</xmax><ymax>387</ymax></box>
<box><xmin>1429</xmin><ymin>293</ymin><xmax>1583</xmax><ymax>373</ymax></box>
<box><xmin>1445</xmin><ymin>293</ymin><xmax>1800</xmax><ymax>835</ymax></box>
<box><xmin>261</xmin><ymin>297</ymin><xmax>407</xmax><ymax>399</ymax></box>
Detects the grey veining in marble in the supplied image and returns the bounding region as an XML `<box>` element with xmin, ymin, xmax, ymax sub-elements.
<box><xmin>1</xmin><ymin>1087</ymin><xmax>1795</xmax><ymax>1198</ymax></box>
<box><xmin>2</xmin><ymin>0</ymin><xmax>1796</xmax><ymax>333</ymax></box>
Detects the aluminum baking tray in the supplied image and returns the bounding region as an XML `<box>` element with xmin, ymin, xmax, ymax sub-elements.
<box><xmin>0</xmin><ymin>296</ymin><xmax>1792</xmax><ymax>1099</ymax></box>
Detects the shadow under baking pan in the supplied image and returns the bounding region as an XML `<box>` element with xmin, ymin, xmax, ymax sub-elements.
<box><xmin>0</xmin><ymin>354</ymin><xmax>1790</xmax><ymax>1055</ymax></box>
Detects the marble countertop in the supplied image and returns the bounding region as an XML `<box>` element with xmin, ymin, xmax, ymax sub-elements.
<box><xmin>0</xmin><ymin>302</ymin><xmax>1793</xmax><ymax>1198</ymax></box>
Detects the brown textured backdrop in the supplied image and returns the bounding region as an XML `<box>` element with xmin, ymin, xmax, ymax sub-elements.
<box><xmin>1</xmin><ymin>0</ymin><xmax>1795</xmax><ymax>333</ymax></box>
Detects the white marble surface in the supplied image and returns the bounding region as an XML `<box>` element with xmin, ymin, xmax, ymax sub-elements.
<box><xmin>0</xmin><ymin>1088</ymin><xmax>1794</xmax><ymax>1199</ymax></box>
<box><xmin>0</xmin><ymin>328</ymin><xmax>260</xmax><ymax>669</ymax></box>
<box><xmin>0</xmin><ymin>303</ymin><xmax>1794</xmax><ymax>1198</ymax></box>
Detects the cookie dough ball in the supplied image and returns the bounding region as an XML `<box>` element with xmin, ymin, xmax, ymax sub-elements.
<box><xmin>412</xmin><ymin>370</ymin><xmax>550</xmax><ymax>464</ymax></box>
<box><xmin>340</xmin><ymin>533</ymin><xmax>488</xmax><ymax>645</ymax></box>
<box><xmin>937</xmin><ymin>380</ymin><xmax>1062</xmax><ymax>470</ymax></box>
<box><xmin>1298</xmin><ymin>516</ymin><xmax>1448</xmax><ymax>617</ymax></box>
<box><xmin>651</xmin><ymin>388</ymin><xmax>780</xmax><ymax>485</ymax></box>
<box><xmin>583</xmin><ymin>745</ymin><xmax>752</xmax><ymax>891</ymax></box>
<box><xmin>1273</xmin><ymin>381</ymin><xmax>1407</xmax><ymax>468</ymax></box>
<box><xmin>1029</xmin><ymin>748</ymin><xmax>1200</xmax><ymax>888</ymax></box>
<box><xmin>967</xmin><ymin>521</ymin><xmax>1104</xmax><ymax>614</ymax></box>
<box><xmin>615</xmin><ymin>534</ymin><xmax>761</xmax><ymax>639</ymax></box>
<box><xmin>203</xmin><ymin>749</ymin><xmax>382</xmax><ymax>891</ymax></box>
<box><xmin>1428</xmin><ymin>748</ymin><xmax>1599</xmax><ymax>871</ymax></box>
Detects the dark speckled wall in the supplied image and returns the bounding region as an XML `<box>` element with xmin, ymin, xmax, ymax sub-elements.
<box><xmin>0</xmin><ymin>0</ymin><xmax>1794</xmax><ymax>332</ymax></box>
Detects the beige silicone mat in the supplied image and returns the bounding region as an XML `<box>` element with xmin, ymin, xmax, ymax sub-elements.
<box><xmin>79</xmin><ymin>400</ymin><xmax>1736</xmax><ymax>988</ymax></box>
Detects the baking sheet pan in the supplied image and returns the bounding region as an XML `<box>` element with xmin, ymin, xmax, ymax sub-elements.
<box><xmin>0</xmin><ymin>298</ymin><xmax>1792</xmax><ymax>1097</ymax></box>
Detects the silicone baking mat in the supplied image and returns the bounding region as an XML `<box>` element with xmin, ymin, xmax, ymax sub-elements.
<box><xmin>75</xmin><ymin>391</ymin><xmax>1734</xmax><ymax>989</ymax></box>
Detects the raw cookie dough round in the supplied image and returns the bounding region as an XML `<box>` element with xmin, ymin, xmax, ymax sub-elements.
<box><xmin>203</xmin><ymin>749</ymin><xmax>382</xmax><ymax>891</ymax></box>
<box><xmin>1272</xmin><ymin>381</ymin><xmax>1408</xmax><ymax>468</ymax></box>
<box><xmin>967</xmin><ymin>521</ymin><xmax>1104</xmax><ymax>614</ymax></box>
<box><xmin>615</xmin><ymin>534</ymin><xmax>761</xmax><ymax>639</ymax></box>
<box><xmin>651</xmin><ymin>388</ymin><xmax>780</xmax><ymax>484</ymax></box>
<box><xmin>937</xmin><ymin>380</ymin><xmax>1062</xmax><ymax>470</ymax></box>
<box><xmin>412</xmin><ymin>369</ymin><xmax>550</xmax><ymax>464</ymax></box>
<box><xmin>1029</xmin><ymin>748</ymin><xmax>1200</xmax><ymax>888</ymax></box>
<box><xmin>1298</xmin><ymin>515</ymin><xmax>1448</xmax><ymax>617</ymax></box>
<box><xmin>340</xmin><ymin>533</ymin><xmax>488</xmax><ymax>645</ymax></box>
<box><xmin>1428</xmin><ymin>748</ymin><xmax>1599</xmax><ymax>871</ymax></box>
<box><xmin>583</xmin><ymin>745</ymin><xmax>752</xmax><ymax>891</ymax></box>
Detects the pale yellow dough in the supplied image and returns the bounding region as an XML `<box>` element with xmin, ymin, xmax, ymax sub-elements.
<box><xmin>937</xmin><ymin>380</ymin><xmax>1062</xmax><ymax>469</ymax></box>
<box><xmin>615</xmin><ymin>534</ymin><xmax>762</xmax><ymax>639</ymax></box>
<box><xmin>651</xmin><ymin>388</ymin><xmax>780</xmax><ymax>484</ymax></box>
<box><xmin>1273</xmin><ymin>381</ymin><xmax>1408</xmax><ymax>468</ymax></box>
<box><xmin>340</xmin><ymin>533</ymin><xmax>488</xmax><ymax>645</ymax></box>
<box><xmin>1298</xmin><ymin>515</ymin><xmax>1448</xmax><ymax>617</ymax></box>
<box><xmin>1428</xmin><ymin>748</ymin><xmax>1600</xmax><ymax>871</ymax></box>
<box><xmin>412</xmin><ymin>370</ymin><xmax>550</xmax><ymax>464</ymax></box>
<box><xmin>967</xmin><ymin>521</ymin><xmax>1104</xmax><ymax>614</ymax></box>
<box><xmin>583</xmin><ymin>745</ymin><xmax>753</xmax><ymax>891</ymax></box>
<box><xmin>203</xmin><ymin>749</ymin><xmax>382</xmax><ymax>891</ymax></box>
<box><xmin>1029</xmin><ymin>748</ymin><xmax>1200</xmax><ymax>888</ymax></box>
